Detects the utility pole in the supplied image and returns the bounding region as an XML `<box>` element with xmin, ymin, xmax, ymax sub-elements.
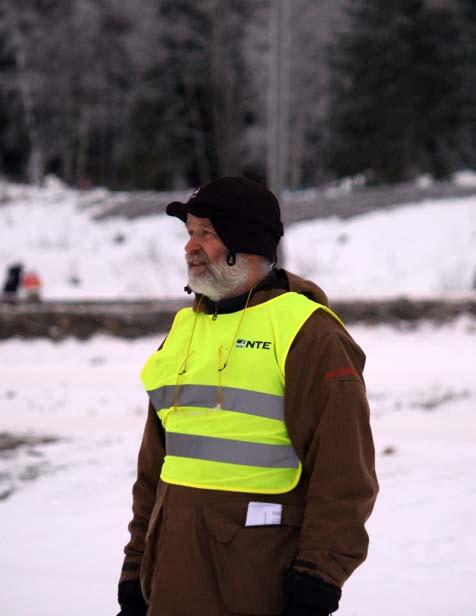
<box><xmin>267</xmin><ymin>0</ymin><xmax>290</xmax><ymax>266</ymax></box>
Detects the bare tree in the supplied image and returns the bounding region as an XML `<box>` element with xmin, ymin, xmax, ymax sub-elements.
<box><xmin>0</xmin><ymin>0</ymin><xmax>158</xmax><ymax>186</ymax></box>
<box><xmin>287</xmin><ymin>0</ymin><xmax>344</xmax><ymax>188</ymax></box>
<box><xmin>0</xmin><ymin>1</ymin><xmax>47</xmax><ymax>184</ymax></box>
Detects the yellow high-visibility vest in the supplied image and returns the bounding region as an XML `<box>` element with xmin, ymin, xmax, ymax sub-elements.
<box><xmin>141</xmin><ymin>292</ymin><xmax>343</xmax><ymax>494</ymax></box>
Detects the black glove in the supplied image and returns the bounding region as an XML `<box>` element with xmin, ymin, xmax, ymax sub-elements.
<box><xmin>284</xmin><ymin>569</ymin><xmax>342</xmax><ymax>615</ymax></box>
<box><xmin>116</xmin><ymin>580</ymin><xmax>147</xmax><ymax>616</ymax></box>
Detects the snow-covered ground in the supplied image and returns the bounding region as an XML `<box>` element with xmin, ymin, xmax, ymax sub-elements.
<box><xmin>286</xmin><ymin>197</ymin><xmax>476</xmax><ymax>299</ymax></box>
<box><xmin>1</xmin><ymin>318</ymin><xmax>475</xmax><ymax>615</ymax></box>
<box><xmin>2</xmin><ymin>177</ymin><xmax>476</xmax><ymax>613</ymax></box>
<box><xmin>1</xmin><ymin>178</ymin><xmax>476</xmax><ymax>300</ymax></box>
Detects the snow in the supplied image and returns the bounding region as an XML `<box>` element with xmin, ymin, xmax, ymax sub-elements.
<box><xmin>343</xmin><ymin>319</ymin><xmax>476</xmax><ymax>614</ymax></box>
<box><xmin>0</xmin><ymin>180</ymin><xmax>186</xmax><ymax>300</ymax></box>
<box><xmin>1</xmin><ymin>178</ymin><xmax>476</xmax><ymax>613</ymax></box>
<box><xmin>0</xmin><ymin>335</ymin><xmax>157</xmax><ymax>614</ymax></box>
<box><xmin>1</xmin><ymin>178</ymin><xmax>476</xmax><ymax>300</ymax></box>
<box><xmin>1</xmin><ymin>318</ymin><xmax>475</xmax><ymax>615</ymax></box>
<box><xmin>452</xmin><ymin>169</ymin><xmax>476</xmax><ymax>187</ymax></box>
<box><xmin>285</xmin><ymin>196</ymin><xmax>476</xmax><ymax>299</ymax></box>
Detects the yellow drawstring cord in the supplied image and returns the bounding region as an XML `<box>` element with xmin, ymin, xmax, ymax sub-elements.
<box><xmin>217</xmin><ymin>287</ymin><xmax>254</xmax><ymax>372</ymax></box>
<box><xmin>173</xmin><ymin>288</ymin><xmax>254</xmax><ymax>412</ymax></box>
<box><xmin>215</xmin><ymin>287</ymin><xmax>254</xmax><ymax>408</ymax></box>
<box><xmin>216</xmin><ymin>345</ymin><xmax>224</xmax><ymax>410</ymax></box>
<box><xmin>173</xmin><ymin>295</ymin><xmax>203</xmax><ymax>412</ymax></box>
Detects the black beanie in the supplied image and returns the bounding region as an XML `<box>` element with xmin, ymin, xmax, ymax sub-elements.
<box><xmin>166</xmin><ymin>177</ymin><xmax>284</xmax><ymax>262</ymax></box>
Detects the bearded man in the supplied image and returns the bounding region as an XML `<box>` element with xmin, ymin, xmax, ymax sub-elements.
<box><xmin>116</xmin><ymin>177</ymin><xmax>378</xmax><ymax>616</ymax></box>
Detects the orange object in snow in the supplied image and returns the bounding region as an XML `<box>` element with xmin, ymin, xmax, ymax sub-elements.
<box><xmin>22</xmin><ymin>270</ymin><xmax>42</xmax><ymax>301</ymax></box>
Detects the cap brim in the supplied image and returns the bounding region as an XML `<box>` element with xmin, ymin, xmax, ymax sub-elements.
<box><xmin>165</xmin><ymin>201</ymin><xmax>188</xmax><ymax>222</ymax></box>
<box><xmin>166</xmin><ymin>199</ymin><xmax>224</xmax><ymax>223</ymax></box>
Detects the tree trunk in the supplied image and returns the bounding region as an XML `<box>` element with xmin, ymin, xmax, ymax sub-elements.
<box><xmin>267</xmin><ymin>0</ymin><xmax>290</xmax><ymax>267</ymax></box>
<box><xmin>184</xmin><ymin>79</ymin><xmax>211</xmax><ymax>185</ymax></box>
<box><xmin>289</xmin><ymin>112</ymin><xmax>304</xmax><ymax>190</ymax></box>
<box><xmin>5</xmin><ymin>6</ymin><xmax>44</xmax><ymax>185</ymax></box>
<box><xmin>75</xmin><ymin>108</ymin><xmax>91</xmax><ymax>186</ymax></box>
<box><xmin>210</xmin><ymin>0</ymin><xmax>239</xmax><ymax>176</ymax></box>
<box><xmin>267</xmin><ymin>0</ymin><xmax>290</xmax><ymax>198</ymax></box>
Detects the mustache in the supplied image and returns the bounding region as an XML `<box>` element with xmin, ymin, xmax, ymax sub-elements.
<box><xmin>185</xmin><ymin>251</ymin><xmax>210</xmax><ymax>266</ymax></box>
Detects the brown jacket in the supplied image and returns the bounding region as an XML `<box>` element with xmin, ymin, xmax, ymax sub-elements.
<box><xmin>120</xmin><ymin>270</ymin><xmax>378</xmax><ymax>615</ymax></box>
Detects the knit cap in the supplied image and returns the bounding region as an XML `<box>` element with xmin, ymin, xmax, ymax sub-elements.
<box><xmin>166</xmin><ymin>177</ymin><xmax>284</xmax><ymax>262</ymax></box>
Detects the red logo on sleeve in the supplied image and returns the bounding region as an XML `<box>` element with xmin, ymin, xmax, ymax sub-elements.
<box><xmin>324</xmin><ymin>367</ymin><xmax>357</xmax><ymax>381</ymax></box>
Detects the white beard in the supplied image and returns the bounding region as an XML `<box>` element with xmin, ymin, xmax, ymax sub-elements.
<box><xmin>187</xmin><ymin>252</ymin><xmax>253</xmax><ymax>301</ymax></box>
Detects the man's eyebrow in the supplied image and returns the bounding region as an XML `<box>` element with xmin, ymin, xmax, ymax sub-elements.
<box><xmin>186</xmin><ymin>224</ymin><xmax>215</xmax><ymax>233</ymax></box>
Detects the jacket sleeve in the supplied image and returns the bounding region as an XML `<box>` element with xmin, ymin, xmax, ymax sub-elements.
<box><xmin>119</xmin><ymin>400</ymin><xmax>166</xmax><ymax>584</ymax></box>
<box><xmin>284</xmin><ymin>310</ymin><xmax>379</xmax><ymax>589</ymax></box>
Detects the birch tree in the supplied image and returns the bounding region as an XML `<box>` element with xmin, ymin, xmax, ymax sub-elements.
<box><xmin>0</xmin><ymin>0</ymin><xmax>50</xmax><ymax>184</ymax></box>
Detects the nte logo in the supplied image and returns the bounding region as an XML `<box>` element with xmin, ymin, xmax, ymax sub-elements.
<box><xmin>236</xmin><ymin>339</ymin><xmax>272</xmax><ymax>350</ymax></box>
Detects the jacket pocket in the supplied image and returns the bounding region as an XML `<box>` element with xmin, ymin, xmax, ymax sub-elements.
<box><xmin>140</xmin><ymin>505</ymin><xmax>164</xmax><ymax>603</ymax></box>
<box><xmin>203</xmin><ymin>503</ymin><xmax>304</xmax><ymax>615</ymax></box>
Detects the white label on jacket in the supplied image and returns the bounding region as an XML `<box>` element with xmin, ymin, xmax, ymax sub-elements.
<box><xmin>245</xmin><ymin>502</ymin><xmax>282</xmax><ymax>526</ymax></box>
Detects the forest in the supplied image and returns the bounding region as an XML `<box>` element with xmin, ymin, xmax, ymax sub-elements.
<box><xmin>1</xmin><ymin>0</ymin><xmax>475</xmax><ymax>190</ymax></box>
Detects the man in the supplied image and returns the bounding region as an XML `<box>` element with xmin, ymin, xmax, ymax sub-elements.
<box><xmin>117</xmin><ymin>177</ymin><xmax>378</xmax><ymax>616</ymax></box>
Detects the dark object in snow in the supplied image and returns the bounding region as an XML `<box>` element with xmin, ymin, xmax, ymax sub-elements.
<box><xmin>413</xmin><ymin>389</ymin><xmax>471</xmax><ymax>411</ymax></box>
<box><xmin>0</xmin><ymin>487</ymin><xmax>15</xmax><ymax>501</ymax></box>
<box><xmin>0</xmin><ymin>431</ymin><xmax>59</xmax><ymax>455</ymax></box>
<box><xmin>89</xmin><ymin>356</ymin><xmax>106</xmax><ymax>366</ymax></box>
<box><xmin>113</xmin><ymin>232</ymin><xmax>127</xmax><ymax>244</ymax></box>
<box><xmin>382</xmin><ymin>446</ymin><xmax>396</xmax><ymax>456</ymax></box>
<box><xmin>68</xmin><ymin>275</ymin><xmax>81</xmax><ymax>287</ymax></box>
<box><xmin>2</xmin><ymin>263</ymin><xmax>23</xmax><ymax>299</ymax></box>
<box><xmin>0</xmin><ymin>432</ymin><xmax>63</xmax><ymax>501</ymax></box>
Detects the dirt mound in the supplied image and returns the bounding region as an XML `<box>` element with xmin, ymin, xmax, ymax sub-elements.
<box><xmin>1</xmin><ymin>297</ymin><xmax>475</xmax><ymax>340</ymax></box>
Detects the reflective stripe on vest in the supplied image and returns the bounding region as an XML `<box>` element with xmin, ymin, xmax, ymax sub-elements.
<box><xmin>141</xmin><ymin>292</ymin><xmax>343</xmax><ymax>494</ymax></box>
<box><xmin>166</xmin><ymin>432</ymin><xmax>299</xmax><ymax>468</ymax></box>
<box><xmin>148</xmin><ymin>384</ymin><xmax>284</xmax><ymax>421</ymax></box>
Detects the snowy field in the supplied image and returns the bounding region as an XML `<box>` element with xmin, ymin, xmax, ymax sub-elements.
<box><xmin>1</xmin><ymin>178</ymin><xmax>476</xmax><ymax>300</ymax></box>
<box><xmin>2</xmin><ymin>178</ymin><xmax>476</xmax><ymax>614</ymax></box>
<box><xmin>1</xmin><ymin>317</ymin><xmax>475</xmax><ymax>615</ymax></box>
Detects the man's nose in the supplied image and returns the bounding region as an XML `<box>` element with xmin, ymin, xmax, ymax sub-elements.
<box><xmin>185</xmin><ymin>236</ymin><xmax>201</xmax><ymax>253</ymax></box>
